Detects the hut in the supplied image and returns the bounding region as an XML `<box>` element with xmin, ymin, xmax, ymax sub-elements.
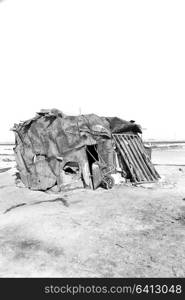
<box><xmin>12</xmin><ymin>109</ymin><xmax>159</xmax><ymax>191</ymax></box>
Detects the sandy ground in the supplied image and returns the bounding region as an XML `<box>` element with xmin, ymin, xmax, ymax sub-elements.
<box><xmin>0</xmin><ymin>148</ymin><xmax>185</xmax><ymax>277</ymax></box>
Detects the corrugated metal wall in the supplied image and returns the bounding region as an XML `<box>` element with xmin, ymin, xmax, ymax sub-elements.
<box><xmin>113</xmin><ymin>134</ymin><xmax>160</xmax><ymax>183</ymax></box>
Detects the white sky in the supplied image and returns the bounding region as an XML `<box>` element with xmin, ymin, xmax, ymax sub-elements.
<box><xmin>0</xmin><ymin>0</ymin><xmax>185</xmax><ymax>142</ymax></box>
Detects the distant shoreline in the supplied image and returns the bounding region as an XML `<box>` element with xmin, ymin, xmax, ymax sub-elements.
<box><xmin>1</xmin><ymin>140</ymin><xmax>185</xmax><ymax>150</ymax></box>
<box><xmin>144</xmin><ymin>140</ymin><xmax>185</xmax><ymax>145</ymax></box>
<box><xmin>1</xmin><ymin>140</ymin><xmax>185</xmax><ymax>147</ymax></box>
<box><xmin>144</xmin><ymin>140</ymin><xmax>185</xmax><ymax>150</ymax></box>
<box><xmin>0</xmin><ymin>143</ymin><xmax>14</xmax><ymax>146</ymax></box>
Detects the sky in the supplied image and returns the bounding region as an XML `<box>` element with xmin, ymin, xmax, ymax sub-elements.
<box><xmin>0</xmin><ymin>0</ymin><xmax>185</xmax><ymax>142</ymax></box>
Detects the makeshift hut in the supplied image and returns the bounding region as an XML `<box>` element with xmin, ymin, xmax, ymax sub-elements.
<box><xmin>12</xmin><ymin>109</ymin><xmax>160</xmax><ymax>191</ymax></box>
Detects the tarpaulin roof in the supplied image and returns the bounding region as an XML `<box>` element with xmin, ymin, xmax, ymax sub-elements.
<box><xmin>106</xmin><ymin>117</ymin><xmax>142</xmax><ymax>134</ymax></box>
<box><xmin>13</xmin><ymin>109</ymin><xmax>142</xmax><ymax>156</ymax></box>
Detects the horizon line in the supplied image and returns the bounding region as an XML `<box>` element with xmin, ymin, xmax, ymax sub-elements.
<box><xmin>1</xmin><ymin>139</ymin><xmax>185</xmax><ymax>145</ymax></box>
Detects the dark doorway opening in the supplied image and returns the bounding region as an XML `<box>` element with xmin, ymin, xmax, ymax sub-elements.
<box><xmin>86</xmin><ymin>145</ymin><xmax>99</xmax><ymax>174</ymax></box>
<box><xmin>86</xmin><ymin>144</ymin><xmax>101</xmax><ymax>189</ymax></box>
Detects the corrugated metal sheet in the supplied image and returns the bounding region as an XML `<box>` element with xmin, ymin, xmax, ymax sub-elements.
<box><xmin>113</xmin><ymin>134</ymin><xmax>160</xmax><ymax>183</ymax></box>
